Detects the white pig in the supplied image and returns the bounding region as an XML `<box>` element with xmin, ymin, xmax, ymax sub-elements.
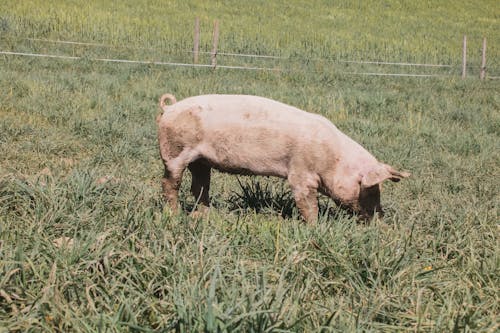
<box><xmin>157</xmin><ymin>94</ymin><xmax>410</xmax><ymax>223</ymax></box>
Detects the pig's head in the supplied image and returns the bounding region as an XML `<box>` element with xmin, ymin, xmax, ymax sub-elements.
<box><xmin>336</xmin><ymin>162</ymin><xmax>410</xmax><ymax>220</ymax></box>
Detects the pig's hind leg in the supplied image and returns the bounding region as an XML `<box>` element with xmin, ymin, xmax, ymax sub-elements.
<box><xmin>161</xmin><ymin>165</ymin><xmax>185</xmax><ymax>212</ymax></box>
<box><xmin>161</xmin><ymin>146</ymin><xmax>207</xmax><ymax>215</ymax></box>
<box><xmin>160</xmin><ymin>150</ymin><xmax>198</xmax><ymax>212</ymax></box>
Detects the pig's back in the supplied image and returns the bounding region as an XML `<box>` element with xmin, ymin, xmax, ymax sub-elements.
<box><xmin>172</xmin><ymin>94</ymin><xmax>334</xmax><ymax>136</ymax></box>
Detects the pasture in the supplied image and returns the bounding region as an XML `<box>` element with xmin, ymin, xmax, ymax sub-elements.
<box><xmin>0</xmin><ymin>1</ymin><xmax>499</xmax><ymax>331</ymax></box>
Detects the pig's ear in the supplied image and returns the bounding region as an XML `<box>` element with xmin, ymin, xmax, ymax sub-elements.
<box><xmin>361</xmin><ymin>163</ymin><xmax>410</xmax><ymax>188</ymax></box>
<box><xmin>382</xmin><ymin>163</ymin><xmax>410</xmax><ymax>182</ymax></box>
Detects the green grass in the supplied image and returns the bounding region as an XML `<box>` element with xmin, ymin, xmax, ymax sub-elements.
<box><xmin>1</xmin><ymin>0</ymin><xmax>499</xmax><ymax>71</ymax></box>
<box><xmin>1</xmin><ymin>1</ymin><xmax>499</xmax><ymax>332</ymax></box>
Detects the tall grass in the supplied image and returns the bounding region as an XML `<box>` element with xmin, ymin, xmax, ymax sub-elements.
<box><xmin>1</xmin><ymin>1</ymin><xmax>499</xmax><ymax>332</ymax></box>
<box><xmin>1</xmin><ymin>0</ymin><xmax>499</xmax><ymax>68</ymax></box>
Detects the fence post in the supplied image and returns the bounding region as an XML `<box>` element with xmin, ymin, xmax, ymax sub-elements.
<box><xmin>193</xmin><ymin>17</ymin><xmax>200</xmax><ymax>64</ymax></box>
<box><xmin>480</xmin><ymin>37</ymin><xmax>486</xmax><ymax>80</ymax></box>
<box><xmin>462</xmin><ymin>35</ymin><xmax>467</xmax><ymax>79</ymax></box>
<box><xmin>211</xmin><ymin>20</ymin><xmax>219</xmax><ymax>69</ymax></box>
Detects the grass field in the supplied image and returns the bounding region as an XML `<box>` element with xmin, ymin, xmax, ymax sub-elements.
<box><xmin>1</xmin><ymin>1</ymin><xmax>499</xmax><ymax>332</ymax></box>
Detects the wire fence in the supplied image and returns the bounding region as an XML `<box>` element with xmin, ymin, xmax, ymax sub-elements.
<box><xmin>1</xmin><ymin>36</ymin><xmax>498</xmax><ymax>79</ymax></box>
<box><xmin>0</xmin><ymin>50</ymin><xmax>278</xmax><ymax>71</ymax></box>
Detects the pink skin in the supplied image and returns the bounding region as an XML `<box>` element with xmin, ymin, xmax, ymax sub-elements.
<box><xmin>157</xmin><ymin>94</ymin><xmax>410</xmax><ymax>223</ymax></box>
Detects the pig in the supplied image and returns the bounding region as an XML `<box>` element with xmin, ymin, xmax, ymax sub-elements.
<box><xmin>157</xmin><ymin>93</ymin><xmax>410</xmax><ymax>223</ymax></box>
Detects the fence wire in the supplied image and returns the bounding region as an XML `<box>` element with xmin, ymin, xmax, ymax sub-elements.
<box><xmin>1</xmin><ymin>36</ymin><xmax>498</xmax><ymax>78</ymax></box>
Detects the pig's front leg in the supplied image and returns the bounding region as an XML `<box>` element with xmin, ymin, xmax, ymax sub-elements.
<box><xmin>288</xmin><ymin>173</ymin><xmax>319</xmax><ymax>224</ymax></box>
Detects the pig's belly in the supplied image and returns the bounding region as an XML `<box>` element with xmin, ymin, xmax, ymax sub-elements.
<box><xmin>194</xmin><ymin>125</ymin><xmax>296</xmax><ymax>178</ymax></box>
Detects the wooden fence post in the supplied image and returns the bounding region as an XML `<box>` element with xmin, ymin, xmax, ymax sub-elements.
<box><xmin>461</xmin><ymin>35</ymin><xmax>467</xmax><ymax>79</ymax></box>
<box><xmin>211</xmin><ymin>20</ymin><xmax>219</xmax><ymax>69</ymax></box>
<box><xmin>480</xmin><ymin>37</ymin><xmax>486</xmax><ymax>80</ymax></box>
<box><xmin>193</xmin><ymin>17</ymin><xmax>200</xmax><ymax>64</ymax></box>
